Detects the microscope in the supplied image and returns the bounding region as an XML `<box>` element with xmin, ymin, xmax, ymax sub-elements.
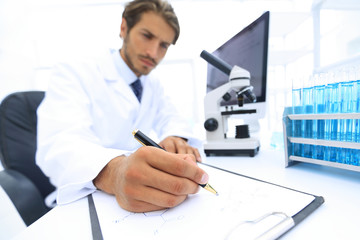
<box><xmin>200</xmin><ymin>50</ymin><xmax>260</xmax><ymax>157</ymax></box>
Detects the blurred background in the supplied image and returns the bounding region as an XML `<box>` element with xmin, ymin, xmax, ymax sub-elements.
<box><xmin>1</xmin><ymin>0</ymin><xmax>360</xmax><ymax>149</ymax></box>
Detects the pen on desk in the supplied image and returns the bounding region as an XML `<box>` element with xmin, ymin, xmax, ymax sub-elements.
<box><xmin>132</xmin><ymin>129</ymin><xmax>218</xmax><ymax>195</ymax></box>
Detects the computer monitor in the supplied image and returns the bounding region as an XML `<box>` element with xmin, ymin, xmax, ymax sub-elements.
<box><xmin>206</xmin><ymin>11</ymin><xmax>269</xmax><ymax>121</ymax></box>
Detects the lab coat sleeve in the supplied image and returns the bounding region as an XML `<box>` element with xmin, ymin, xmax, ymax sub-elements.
<box><xmin>36</xmin><ymin>62</ymin><xmax>126</xmax><ymax>205</ymax></box>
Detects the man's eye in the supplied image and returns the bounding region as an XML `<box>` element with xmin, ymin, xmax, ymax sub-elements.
<box><xmin>160</xmin><ymin>43</ymin><xmax>169</xmax><ymax>49</ymax></box>
<box><xmin>143</xmin><ymin>33</ymin><xmax>152</xmax><ymax>39</ymax></box>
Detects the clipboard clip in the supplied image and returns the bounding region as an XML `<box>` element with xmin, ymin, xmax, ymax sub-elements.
<box><xmin>225</xmin><ymin>212</ymin><xmax>295</xmax><ymax>240</ymax></box>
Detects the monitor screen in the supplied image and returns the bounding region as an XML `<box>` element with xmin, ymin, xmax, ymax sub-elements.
<box><xmin>206</xmin><ymin>11</ymin><xmax>269</xmax><ymax>107</ymax></box>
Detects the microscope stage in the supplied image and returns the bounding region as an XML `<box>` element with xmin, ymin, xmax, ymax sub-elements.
<box><xmin>204</xmin><ymin>138</ymin><xmax>260</xmax><ymax>157</ymax></box>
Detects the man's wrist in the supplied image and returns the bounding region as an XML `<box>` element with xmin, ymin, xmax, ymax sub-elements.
<box><xmin>93</xmin><ymin>155</ymin><xmax>125</xmax><ymax>194</ymax></box>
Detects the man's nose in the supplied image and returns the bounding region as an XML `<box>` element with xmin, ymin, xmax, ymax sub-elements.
<box><xmin>146</xmin><ymin>41</ymin><xmax>160</xmax><ymax>59</ymax></box>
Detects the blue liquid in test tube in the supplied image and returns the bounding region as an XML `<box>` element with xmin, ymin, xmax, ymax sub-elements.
<box><xmin>302</xmin><ymin>86</ymin><xmax>313</xmax><ymax>158</ymax></box>
<box><xmin>354</xmin><ymin>66</ymin><xmax>360</xmax><ymax>166</ymax></box>
<box><xmin>324</xmin><ymin>79</ymin><xmax>340</xmax><ymax>162</ymax></box>
<box><xmin>324</xmin><ymin>78</ymin><xmax>331</xmax><ymax>161</ymax></box>
<box><xmin>313</xmin><ymin>83</ymin><xmax>325</xmax><ymax>160</ymax></box>
<box><xmin>292</xmin><ymin>87</ymin><xmax>302</xmax><ymax>156</ymax></box>
<box><xmin>353</xmin><ymin>79</ymin><xmax>360</xmax><ymax>166</ymax></box>
<box><xmin>339</xmin><ymin>80</ymin><xmax>354</xmax><ymax>164</ymax></box>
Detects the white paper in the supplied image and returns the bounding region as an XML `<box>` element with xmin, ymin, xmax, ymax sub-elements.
<box><xmin>93</xmin><ymin>164</ymin><xmax>315</xmax><ymax>240</ymax></box>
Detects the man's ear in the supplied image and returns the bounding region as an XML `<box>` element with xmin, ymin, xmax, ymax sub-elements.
<box><xmin>120</xmin><ymin>17</ymin><xmax>128</xmax><ymax>39</ymax></box>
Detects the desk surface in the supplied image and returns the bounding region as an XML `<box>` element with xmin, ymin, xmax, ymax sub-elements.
<box><xmin>14</xmin><ymin>148</ymin><xmax>360</xmax><ymax>239</ymax></box>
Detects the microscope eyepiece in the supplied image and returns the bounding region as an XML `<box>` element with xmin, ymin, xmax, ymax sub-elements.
<box><xmin>200</xmin><ymin>50</ymin><xmax>232</xmax><ymax>75</ymax></box>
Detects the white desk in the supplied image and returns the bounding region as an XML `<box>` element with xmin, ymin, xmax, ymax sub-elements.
<box><xmin>14</xmin><ymin>148</ymin><xmax>360</xmax><ymax>239</ymax></box>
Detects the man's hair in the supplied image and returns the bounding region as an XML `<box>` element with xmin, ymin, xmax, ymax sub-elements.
<box><xmin>122</xmin><ymin>0</ymin><xmax>180</xmax><ymax>44</ymax></box>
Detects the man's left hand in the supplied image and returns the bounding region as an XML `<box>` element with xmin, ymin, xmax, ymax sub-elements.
<box><xmin>159</xmin><ymin>136</ymin><xmax>202</xmax><ymax>162</ymax></box>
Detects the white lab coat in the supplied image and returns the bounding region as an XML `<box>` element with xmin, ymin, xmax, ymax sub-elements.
<box><xmin>36</xmin><ymin>49</ymin><xmax>200</xmax><ymax>206</ymax></box>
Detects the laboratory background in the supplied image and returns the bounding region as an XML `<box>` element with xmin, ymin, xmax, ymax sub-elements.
<box><xmin>0</xmin><ymin>0</ymin><xmax>360</xmax><ymax>151</ymax></box>
<box><xmin>1</xmin><ymin>0</ymin><xmax>360</xmax><ymax>238</ymax></box>
<box><xmin>1</xmin><ymin>0</ymin><xmax>360</xmax><ymax>159</ymax></box>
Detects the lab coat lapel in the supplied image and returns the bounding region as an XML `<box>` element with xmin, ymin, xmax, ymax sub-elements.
<box><xmin>97</xmin><ymin>50</ymin><xmax>141</xmax><ymax>107</ymax></box>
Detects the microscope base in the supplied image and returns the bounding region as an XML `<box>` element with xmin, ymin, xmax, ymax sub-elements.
<box><xmin>204</xmin><ymin>138</ymin><xmax>260</xmax><ymax>157</ymax></box>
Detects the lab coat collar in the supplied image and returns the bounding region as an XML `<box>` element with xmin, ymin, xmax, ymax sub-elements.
<box><xmin>96</xmin><ymin>49</ymin><xmax>132</xmax><ymax>83</ymax></box>
<box><xmin>111</xmin><ymin>49</ymin><xmax>138</xmax><ymax>85</ymax></box>
<box><xmin>98</xmin><ymin>48</ymin><xmax>147</xmax><ymax>85</ymax></box>
<box><xmin>98</xmin><ymin>49</ymin><xmax>148</xmax><ymax>107</ymax></box>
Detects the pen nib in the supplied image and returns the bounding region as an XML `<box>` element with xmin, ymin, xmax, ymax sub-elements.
<box><xmin>203</xmin><ymin>183</ymin><xmax>218</xmax><ymax>195</ymax></box>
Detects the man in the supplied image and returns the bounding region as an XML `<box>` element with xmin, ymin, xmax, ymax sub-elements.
<box><xmin>36</xmin><ymin>0</ymin><xmax>208</xmax><ymax>212</ymax></box>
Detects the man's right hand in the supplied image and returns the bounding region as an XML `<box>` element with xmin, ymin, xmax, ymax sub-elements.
<box><xmin>93</xmin><ymin>146</ymin><xmax>209</xmax><ymax>212</ymax></box>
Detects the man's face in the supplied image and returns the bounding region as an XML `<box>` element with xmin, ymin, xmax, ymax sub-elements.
<box><xmin>120</xmin><ymin>11</ymin><xmax>175</xmax><ymax>77</ymax></box>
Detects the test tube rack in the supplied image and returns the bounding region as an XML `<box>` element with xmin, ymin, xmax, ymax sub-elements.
<box><xmin>282</xmin><ymin>107</ymin><xmax>360</xmax><ymax>172</ymax></box>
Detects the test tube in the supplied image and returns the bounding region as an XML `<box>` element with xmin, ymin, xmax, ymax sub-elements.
<box><xmin>324</xmin><ymin>71</ymin><xmax>340</xmax><ymax>162</ymax></box>
<box><xmin>338</xmin><ymin>68</ymin><xmax>353</xmax><ymax>164</ymax></box>
<box><xmin>313</xmin><ymin>73</ymin><xmax>325</xmax><ymax>160</ymax></box>
<box><xmin>324</xmin><ymin>73</ymin><xmax>331</xmax><ymax>161</ymax></box>
<box><xmin>352</xmin><ymin>65</ymin><xmax>360</xmax><ymax>166</ymax></box>
<box><xmin>292</xmin><ymin>77</ymin><xmax>302</xmax><ymax>156</ymax></box>
<box><xmin>301</xmin><ymin>75</ymin><xmax>313</xmax><ymax>158</ymax></box>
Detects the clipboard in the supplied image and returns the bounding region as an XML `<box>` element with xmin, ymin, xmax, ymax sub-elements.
<box><xmin>201</xmin><ymin>163</ymin><xmax>324</xmax><ymax>240</ymax></box>
<box><xmin>89</xmin><ymin>163</ymin><xmax>324</xmax><ymax>240</ymax></box>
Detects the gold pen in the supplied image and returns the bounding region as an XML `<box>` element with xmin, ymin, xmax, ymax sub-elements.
<box><xmin>132</xmin><ymin>129</ymin><xmax>218</xmax><ymax>195</ymax></box>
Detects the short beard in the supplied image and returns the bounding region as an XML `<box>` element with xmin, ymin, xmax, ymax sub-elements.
<box><xmin>122</xmin><ymin>36</ymin><xmax>142</xmax><ymax>76</ymax></box>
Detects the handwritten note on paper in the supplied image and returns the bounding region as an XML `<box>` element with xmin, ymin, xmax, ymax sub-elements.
<box><xmin>92</xmin><ymin>164</ymin><xmax>315</xmax><ymax>240</ymax></box>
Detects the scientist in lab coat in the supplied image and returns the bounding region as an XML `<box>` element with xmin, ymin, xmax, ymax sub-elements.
<box><xmin>36</xmin><ymin>0</ymin><xmax>209</xmax><ymax>212</ymax></box>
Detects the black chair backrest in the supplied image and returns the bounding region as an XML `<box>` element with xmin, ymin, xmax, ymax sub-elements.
<box><xmin>0</xmin><ymin>91</ymin><xmax>55</xmax><ymax>199</ymax></box>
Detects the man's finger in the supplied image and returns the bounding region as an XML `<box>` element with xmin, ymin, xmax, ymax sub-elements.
<box><xmin>144</xmin><ymin>166</ymin><xmax>200</xmax><ymax>195</ymax></box>
<box><xmin>140</xmin><ymin>147</ymin><xmax>208</xmax><ymax>185</ymax></box>
<box><xmin>116</xmin><ymin>184</ymin><xmax>187</xmax><ymax>212</ymax></box>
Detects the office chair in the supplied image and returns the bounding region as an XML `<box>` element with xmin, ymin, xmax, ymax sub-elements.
<box><xmin>0</xmin><ymin>91</ymin><xmax>55</xmax><ymax>226</ymax></box>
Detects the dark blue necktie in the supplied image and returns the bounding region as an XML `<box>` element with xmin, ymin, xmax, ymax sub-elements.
<box><xmin>130</xmin><ymin>79</ymin><xmax>143</xmax><ymax>102</ymax></box>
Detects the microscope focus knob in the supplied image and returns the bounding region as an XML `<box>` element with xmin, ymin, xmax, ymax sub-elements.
<box><xmin>222</xmin><ymin>92</ymin><xmax>232</xmax><ymax>102</ymax></box>
<box><xmin>204</xmin><ymin>118</ymin><xmax>218</xmax><ymax>131</ymax></box>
